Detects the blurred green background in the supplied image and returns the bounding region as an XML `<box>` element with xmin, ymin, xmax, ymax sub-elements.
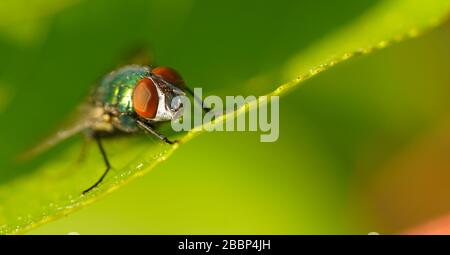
<box><xmin>0</xmin><ymin>0</ymin><xmax>450</xmax><ymax>234</ymax></box>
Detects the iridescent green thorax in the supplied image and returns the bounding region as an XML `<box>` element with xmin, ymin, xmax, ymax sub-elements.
<box><xmin>93</xmin><ymin>65</ymin><xmax>150</xmax><ymax>115</ymax></box>
<box><xmin>91</xmin><ymin>65</ymin><xmax>152</xmax><ymax>133</ymax></box>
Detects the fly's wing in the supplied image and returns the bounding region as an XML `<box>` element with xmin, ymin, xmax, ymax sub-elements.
<box><xmin>119</xmin><ymin>45</ymin><xmax>154</xmax><ymax>67</ymax></box>
<box><xmin>18</xmin><ymin>103</ymin><xmax>98</xmax><ymax>161</ymax></box>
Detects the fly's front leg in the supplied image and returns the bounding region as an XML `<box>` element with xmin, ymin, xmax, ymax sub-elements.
<box><xmin>136</xmin><ymin>119</ymin><xmax>177</xmax><ymax>145</ymax></box>
<box><xmin>185</xmin><ymin>87</ymin><xmax>211</xmax><ymax>113</ymax></box>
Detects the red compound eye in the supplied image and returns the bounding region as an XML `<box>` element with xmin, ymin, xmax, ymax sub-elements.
<box><xmin>132</xmin><ymin>77</ymin><xmax>159</xmax><ymax>119</ymax></box>
<box><xmin>151</xmin><ymin>66</ymin><xmax>185</xmax><ymax>87</ymax></box>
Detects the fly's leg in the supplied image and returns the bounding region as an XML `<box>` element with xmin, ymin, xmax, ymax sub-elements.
<box><xmin>136</xmin><ymin>119</ymin><xmax>177</xmax><ymax>145</ymax></box>
<box><xmin>82</xmin><ymin>135</ymin><xmax>111</xmax><ymax>194</ymax></box>
<box><xmin>185</xmin><ymin>87</ymin><xmax>211</xmax><ymax>113</ymax></box>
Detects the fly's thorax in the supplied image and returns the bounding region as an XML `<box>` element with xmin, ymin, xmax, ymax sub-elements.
<box><xmin>93</xmin><ymin>65</ymin><xmax>151</xmax><ymax>115</ymax></box>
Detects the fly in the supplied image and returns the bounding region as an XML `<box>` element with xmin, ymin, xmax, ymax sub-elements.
<box><xmin>24</xmin><ymin>64</ymin><xmax>207</xmax><ymax>194</ymax></box>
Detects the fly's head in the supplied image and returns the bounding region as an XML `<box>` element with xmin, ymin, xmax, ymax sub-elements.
<box><xmin>132</xmin><ymin>66</ymin><xmax>186</xmax><ymax>122</ymax></box>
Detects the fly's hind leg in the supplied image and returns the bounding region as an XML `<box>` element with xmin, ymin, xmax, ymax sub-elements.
<box><xmin>82</xmin><ymin>134</ymin><xmax>111</xmax><ymax>194</ymax></box>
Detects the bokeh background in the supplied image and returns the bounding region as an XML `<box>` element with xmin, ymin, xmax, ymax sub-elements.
<box><xmin>0</xmin><ymin>0</ymin><xmax>449</xmax><ymax>234</ymax></box>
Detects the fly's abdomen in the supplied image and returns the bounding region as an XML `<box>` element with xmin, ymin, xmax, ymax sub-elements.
<box><xmin>93</xmin><ymin>65</ymin><xmax>151</xmax><ymax>115</ymax></box>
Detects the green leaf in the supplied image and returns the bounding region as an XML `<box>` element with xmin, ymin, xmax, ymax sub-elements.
<box><xmin>0</xmin><ymin>0</ymin><xmax>449</xmax><ymax>234</ymax></box>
